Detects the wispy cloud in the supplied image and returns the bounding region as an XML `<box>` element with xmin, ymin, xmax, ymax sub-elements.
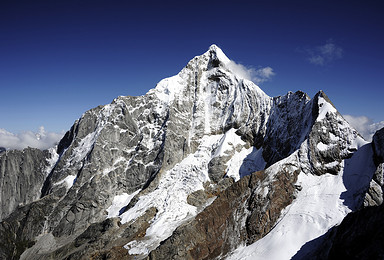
<box><xmin>301</xmin><ymin>39</ymin><xmax>343</xmax><ymax>66</ymax></box>
<box><xmin>227</xmin><ymin>60</ymin><xmax>275</xmax><ymax>84</ymax></box>
<box><xmin>0</xmin><ymin>126</ymin><xmax>64</xmax><ymax>150</ymax></box>
<box><xmin>343</xmin><ymin>115</ymin><xmax>384</xmax><ymax>141</ymax></box>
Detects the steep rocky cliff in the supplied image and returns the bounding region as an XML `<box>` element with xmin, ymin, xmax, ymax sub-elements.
<box><xmin>364</xmin><ymin>127</ymin><xmax>384</xmax><ymax>206</ymax></box>
<box><xmin>0</xmin><ymin>148</ymin><xmax>54</xmax><ymax>221</ymax></box>
<box><xmin>0</xmin><ymin>45</ymin><xmax>378</xmax><ymax>259</ymax></box>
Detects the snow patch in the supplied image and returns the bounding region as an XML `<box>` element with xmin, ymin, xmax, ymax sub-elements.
<box><xmin>209</xmin><ymin>44</ymin><xmax>231</xmax><ymax>64</ymax></box>
<box><xmin>150</xmin><ymin>75</ymin><xmax>183</xmax><ymax>104</ymax></box>
<box><xmin>350</xmin><ymin>135</ymin><xmax>368</xmax><ymax>151</ymax></box>
<box><xmin>44</xmin><ymin>147</ymin><xmax>59</xmax><ymax>176</ymax></box>
<box><xmin>211</xmin><ymin>129</ymin><xmax>266</xmax><ymax>181</ymax></box>
<box><xmin>106</xmin><ymin>190</ymin><xmax>140</xmax><ymax>218</ymax></box>
<box><xmin>316</xmin><ymin>142</ymin><xmax>329</xmax><ymax>151</ymax></box>
<box><xmin>317</xmin><ymin>97</ymin><xmax>337</xmax><ymax>121</ymax></box>
<box><xmin>54</xmin><ymin>175</ymin><xmax>77</xmax><ymax>189</ymax></box>
<box><xmin>213</xmin><ymin>128</ymin><xmax>246</xmax><ymax>157</ymax></box>
<box><xmin>65</xmin><ymin>131</ymin><xmax>98</xmax><ymax>168</ymax></box>
<box><xmin>226</xmin><ymin>147</ymin><xmax>265</xmax><ymax>181</ymax></box>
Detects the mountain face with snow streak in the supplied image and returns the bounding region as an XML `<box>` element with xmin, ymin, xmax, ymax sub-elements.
<box><xmin>0</xmin><ymin>45</ymin><xmax>382</xmax><ymax>260</ymax></box>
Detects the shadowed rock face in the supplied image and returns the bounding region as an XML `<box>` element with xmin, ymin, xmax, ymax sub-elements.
<box><xmin>0</xmin><ymin>148</ymin><xmax>50</xmax><ymax>221</ymax></box>
<box><xmin>372</xmin><ymin>128</ymin><xmax>384</xmax><ymax>164</ymax></box>
<box><xmin>364</xmin><ymin>128</ymin><xmax>384</xmax><ymax>207</ymax></box>
<box><xmin>326</xmin><ymin>203</ymin><xmax>384</xmax><ymax>260</ymax></box>
<box><xmin>262</xmin><ymin>91</ymin><xmax>313</xmax><ymax>167</ymax></box>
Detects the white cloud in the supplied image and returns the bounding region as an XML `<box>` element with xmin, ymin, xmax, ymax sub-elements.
<box><xmin>303</xmin><ymin>39</ymin><xmax>343</xmax><ymax>66</ymax></box>
<box><xmin>343</xmin><ymin>115</ymin><xmax>384</xmax><ymax>141</ymax></box>
<box><xmin>0</xmin><ymin>126</ymin><xmax>64</xmax><ymax>150</ymax></box>
<box><xmin>226</xmin><ymin>60</ymin><xmax>275</xmax><ymax>84</ymax></box>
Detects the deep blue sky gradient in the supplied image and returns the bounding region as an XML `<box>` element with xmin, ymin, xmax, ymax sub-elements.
<box><xmin>1</xmin><ymin>0</ymin><xmax>383</xmax><ymax>133</ymax></box>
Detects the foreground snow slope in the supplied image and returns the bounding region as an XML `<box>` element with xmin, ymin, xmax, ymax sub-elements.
<box><xmin>228</xmin><ymin>138</ymin><xmax>375</xmax><ymax>260</ymax></box>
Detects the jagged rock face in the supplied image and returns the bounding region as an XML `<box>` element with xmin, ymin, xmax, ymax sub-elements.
<box><xmin>0</xmin><ymin>148</ymin><xmax>51</xmax><ymax>221</ymax></box>
<box><xmin>35</xmin><ymin>95</ymin><xmax>169</xmax><ymax>241</ymax></box>
<box><xmin>0</xmin><ymin>193</ymin><xmax>59</xmax><ymax>260</ymax></box>
<box><xmin>372</xmin><ymin>127</ymin><xmax>384</xmax><ymax>164</ymax></box>
<box><xmin>364</xmin><ymin>128</ymin><xmax>384</xmax><ymax>207</ymax></box>
<box><xmin>0</xmin><ymin>45</ymin><xmax>373</xmax><ymax>260</ymax></box>
<box><xmin>261</xmin><ymin>91</ymin><xmax>312</xmax><ymax>167</ymax></box>
<box><xmin>307</xmin><ymin>92</ymin><xmax>361</xmax><ymax>176</ymax></box>
<box><xmin>22</xmin><ymin>207</ymin><xmax>158</xmax><ymax>260</ymax></box>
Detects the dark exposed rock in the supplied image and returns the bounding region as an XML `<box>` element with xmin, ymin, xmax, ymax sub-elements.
<box><xmin>208</xmin><ymin>156</ymin><xmax>231</xmax><ymax>183</ymax></box>
<box><xmin>246</xmin><ymin>166</ymin><xmax>300</xmax><ymax>244</ymax></box>
<box><xmin>187</xmin><ymin>189</ymin><xmax>210</xmax><ymax>209</ymax></box>
<box><xmin>326</xmin><ymin>203</ymin><xmax>384</xmax><ymax>259</ymax></box>
<box><xmin>363</xmin><ymin>172</ymin><xmax>383</xmax><ymax>207</ymax></box>
<box><xmin>364</xmin><ymin>128</ymin><xmax>384</xmax><ymax>207</ymax></box>
<box><xmin>372</xmin><ymin>127</ymin><xmax>384</xmax><ymax>165</ymax></box>
<box><xmin>262</xmin><ymin>91</ymin><xmax>313</xmax><ymax>167</ymax></box>
<box><xmin>0</xmin><ymin>148</ymin><xmax>50</xmax><ymax>221</ymax></box>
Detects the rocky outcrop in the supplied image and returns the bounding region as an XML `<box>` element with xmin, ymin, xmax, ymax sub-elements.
<box><xmin>364</xmin><ymin>128</ymin><xmax>384</xmax><ymax>206</ymax></box>
<box><xmin>20</xmin><ymin>207</ymin><xmax>158</xmax><ymax>260</ymax></box>
<box><xmin>0</xmin><ymin>193</ymin><xmax>59</xmax><ymax>260</ymax></box>
<box><xmin>307</xmin><ymin>92</ymin><xmax>360</xmax><ymax>176</ymax></box>
<box><xmin>262</xmin><ymin>91</ymin><xmax>312</xmax><ymax>167</ymax></box>
<box><xmin>148</xmin><ymin>162</ymin><xmax>300</xmax><ymax>260</ymax></box>
<box><xmin>372</xmin><ymin>128</ymin><xmax>384</xmax><ymax>163</ymax></box>
<box><xmin>0</xmin><ymin>148</ymin><xmax>50</xmax><ymax>221</ymax></box>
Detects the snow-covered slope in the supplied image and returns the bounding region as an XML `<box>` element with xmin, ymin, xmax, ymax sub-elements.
<box><xmin>227</xmin><ymin>137</ymin><xmax>374</xmax><ymax>260</ymax></box>
<box><xmin>0</xmin><ymin>45</ymin><xmax>379</xmax><ymax>260</ymax></box>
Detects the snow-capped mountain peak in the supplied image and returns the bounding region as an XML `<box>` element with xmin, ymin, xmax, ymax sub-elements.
<box><xmin>207</xmin><ymin>43</ymin><xmax>231</xmax><ymax>65</ymax></box>
<box><xmin>1</xmin><ymin>45</ymin><xmax>382</xmax><ymax>260</ymax></box>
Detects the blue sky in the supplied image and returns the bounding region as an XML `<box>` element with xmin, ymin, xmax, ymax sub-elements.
<box><xmin>0</xmin><ymin>0</ymin><xmax>383</xmax><ymax>146</ymax></box>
